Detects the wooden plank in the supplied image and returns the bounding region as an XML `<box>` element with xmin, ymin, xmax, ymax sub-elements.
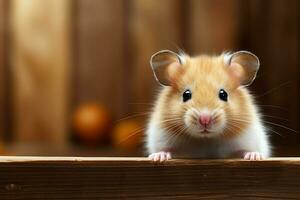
<box><xmin>0</xmin><ymin>156</ymin><xmax>300</xmax><ymax>162</ymax></box>
<box><xmin>74</xmin><ymin>0</ymin><xmax>124</xmax><ymax>118</ymax></box>
<box><xmin>0</xmin><ymin>157</ymin><xmax>300</xmax><ymax>199</ymax></box>
<box><xmin>10</xmin><ymin>0</ymin><xmax>71</xmax><ymax>145</ymax></box>
<box><xmin>128</xmin><ymin>0</ymin><xmax>184</xmax><ymax>113</ymax></box>
<box><xmin>187</xmin><ymin>0</ymin><xmax>239</xmax><ymax>54</ymax></box>
<box><xmin>0</xmin><ymin>0</ymin><xmax>5</xmax><ymax>140</ymax></box>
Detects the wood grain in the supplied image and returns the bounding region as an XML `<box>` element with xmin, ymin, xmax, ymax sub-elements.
<box><xmin>0</xmin><ymin>157</ymin><xmax>300</xmax><ymax>199</ymax></box>
<box><xmin>0</xmin><ymin>0</ymin><xmax>5</xmax><ymax>140</ymax></box>
<box><xmin>74</xmin><ymin>0</ymin><xmax>125</xmax><ymax>118</ymax></box>
<box><xmin>247</xmin><ymin>0</ymin><xmax>299</xmax><ymax>147</ymax></box>
<box><xmin>187</xmin><ymin>0</ymin><xmax>239</xmax><ymax>54</ymax></box>
<box><xmin>128</xmin><ymin>0</ymin><xmax>184</xmax><ymax>113</ymax></box>
<box><xmin>265</xmin><ymin>0</ymin><xmax>299</xmax><ymax>145</ymax></box>
<box><xmin>10</xmin><ymin>0</ymin><xmax>71</xmax><ymax>145</ymax></box>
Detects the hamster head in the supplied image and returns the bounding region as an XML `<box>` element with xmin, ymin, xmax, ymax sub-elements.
<box><xmin>150</xmin><ymin>50</ymin><xmax>260</xmax><ymax>138</ymax></box>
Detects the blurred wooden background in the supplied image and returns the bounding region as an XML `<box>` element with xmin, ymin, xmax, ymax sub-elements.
<box><xmin>0</xmin><ymin>0</ymin><xmax>299</xmax><ymax>156</ymax></box>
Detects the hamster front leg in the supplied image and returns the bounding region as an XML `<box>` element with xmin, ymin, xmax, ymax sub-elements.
<box><xmin>243</xmin><ymin>152</ymin><xmax>264</xmax><ymax>160</ymax></box>
<box><xmin>231</xmin><ymin>150</ymin><xmax>264</xmax><ymax>160</ymax></box>
<box><xmin>146</xmin><ymin>123</ymin><xmax>176</xmax><ymax>162</ymax></box>
<box><xmin>148</xmin><ymin>151</ymin><xmax>172</xmax><ymax>162</ymax></box>
<box><xmin>229</xmin><ymin>122</ymin><xmax>271</xmax><ymax>161</ymax></box>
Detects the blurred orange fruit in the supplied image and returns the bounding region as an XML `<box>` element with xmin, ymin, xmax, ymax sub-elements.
<box><xmin>112</xmin><ymin>119</ymin><xmax>143</xmax><ymax>152</ymax></box>
<box><xmin>73</xmin><ymin>103</ymin><xmax>111</xmax><ymax>144</ymax></box>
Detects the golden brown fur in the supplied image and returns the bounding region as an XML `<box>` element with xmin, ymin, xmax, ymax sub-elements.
<box><xmin>153</xmin><ymin>54</ymin><xmax>256</xmax><ymax>139</ymax></box>
<box><xmin>147</xmin><ymin>50</ymin><xmax>270</xmax><ymax>161</ymax></box>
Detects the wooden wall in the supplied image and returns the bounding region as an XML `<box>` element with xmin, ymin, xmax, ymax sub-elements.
<box><xmin>187</xmin><ymin>0</ymin><xmax>239</xmax><ymax>53</ymax></box>
<box><xmin>0</xmin><ymin>0</ymin><xmax>299</xmax><ymax>154</ymax></box>
<box><xmin>0</xmin><ymin>0</ymin><xmax>5</xmax><ymax>141</ymax></box>
<box><xmin>245</xmin><ymin>0</ymin><xmax>300</xmax><ymax>150</ymax></box>
<box><xmin>127</xmin><ymin>0</ymin><xmax>184</xmax><ymax>113</ymax></box>
<box><xmin>10</xmin><ymin>0</ymin><xmax>71</xmax><ymax>146</ymax></box>
<box><xmin>74</xmin><ymin>0</ymin><xmax>125</xmax><ymax>117</ymax></box>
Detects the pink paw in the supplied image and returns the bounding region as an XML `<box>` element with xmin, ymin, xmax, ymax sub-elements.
<box><xmin>148</xmin><ymin>151</ymin><xmax>172</xmax><ymax>162</ymax></box>
<box><xmin>243</xmin><ymin>152</ymin><xmax>264</xmax><ymax>160</ymax></box>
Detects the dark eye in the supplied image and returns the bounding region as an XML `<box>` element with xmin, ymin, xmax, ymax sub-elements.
<box><xmin>183</xmin><ymin>89</ymin><xmax>192</xmax><ymax>102</ymax></box>
<box><xmin>219</xmin><ymin>89</ymin><xmax>228</xmax><ymax>101</ymax></box>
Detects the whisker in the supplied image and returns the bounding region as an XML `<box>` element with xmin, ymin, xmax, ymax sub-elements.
<box><xmin>227</xmin><ymin>122</ymin><xmax>244</xmax><ymax>133</ymax></box>
<box><xmin>257</xmin><ymin>104</ymin><xmax>288</xmax><ymax>112</ymax></box>
<box><xmin>128</xmin><ymin>102</ymin><xmax>155</xmax><ymax>106</ymax></box>
<box><xmin>261</xmin><ymin>114</ymin><xmax>289</xmax><ymax>122</ymax></box>
<box><xmin>176</xmin><ymin>125</ymin><xmax>191</xmax><ymax>145</ymax></box>
<box><xmin>229</xmin><ymin>113</ymin><xmax>289</xmax><ymax>123</ymax></box>
<box><xmin>262</xmin><ymin>121</ymin><xmax>299</xmax><ymax>134</ymax></box>
<box><xmin>265</xmin><ymin>127</ymin><xmax>283</xmax><ymax>137</ymax></box>
<box><xmin>256</xmin><ymin>81</ymin><xmax>292</xmax><ymax>98</ymax></box>
<box><xmin>117</xmin><ymin>126</ymin><xmax>146</xmax><ymax>144</ymax></box>
<box><xmin>229</xmin><ymin>117</ymin><xmax>299</xmax><ymax>135</ymax></box>
<box><xmin>118</xmin><ymin>116</ymin><xmax>183</xmax><ymax>144</ymax></box>
<box><xmin>119</xmin><ymin>116</ymin><xmax>184</xmax><ymax>144</ymax></box>
<box><xmin>116</xmin><ymin>112</ymin><xmax>151</xmax><ymax>122</ymax></box>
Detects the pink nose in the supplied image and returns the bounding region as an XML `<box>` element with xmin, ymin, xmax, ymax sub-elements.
<box><xmin>199</xmin><ymin>114</ymin><xmax>212</xmax><ymax>126</ymax></box>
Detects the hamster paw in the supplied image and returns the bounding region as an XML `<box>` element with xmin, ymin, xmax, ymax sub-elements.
<box><xmin>243</xmin><ymin>152</ymin><xmax>264</xmax><ymax>160</ymax></box>
<box><xmin>148</xmin><ymin>151</ymin><xmax>172</xmax><ymax>162</ymax></box>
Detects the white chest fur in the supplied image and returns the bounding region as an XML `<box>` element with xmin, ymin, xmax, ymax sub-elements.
<box><xmin>146</xmin><ymin>119</ymin><xmax>271</xmax><ymax>158</ymax></box>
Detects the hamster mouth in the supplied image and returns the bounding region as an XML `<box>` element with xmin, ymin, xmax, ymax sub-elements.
<box><xmin>201</xmin><ymin>130</ymin><xmax>210</xmax><ymax>134</ymax></box>
<box><xmin>200</xmin><ymin>129</ymin><xmax>212</xmax><ymax>134</ymax></box>
<box><xmin>199</xmin><ymin>123</ymin><xmax>213</xmax><ymax>134</ymax></box>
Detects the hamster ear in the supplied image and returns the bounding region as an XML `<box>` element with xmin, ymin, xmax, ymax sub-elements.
<box><xmin>150</xmin><ymin>50</ymin><xmax>183</xmax><ymax>86</ymax></box>
<box><xmin>226</xmin><ymin>51</ymin><xmax>260</xmax><ymax>86</ymax></box>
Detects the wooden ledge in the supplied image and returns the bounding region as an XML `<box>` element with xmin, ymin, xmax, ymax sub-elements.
<box><xmin>0</xmin><ymin>156</ymin><xmax>300</xmax><ymax>166</ymax></box>
<box><xmin>0</xmin><ymin>156</ymin><xmax>300</xmax><ymax>199</ymax></box>
<box><xmin>1</xmin><ymin>155</ymin><xmax>300</xmax><ymax>162</ymax></box>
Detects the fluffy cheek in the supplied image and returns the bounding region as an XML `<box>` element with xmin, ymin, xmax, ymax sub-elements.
<box><xmin>183</xmin><ymin>108</ymin><xmax>199</xmax><ymax>131</ymax></box>
<box><xmin>211</xmin><ymin>109</ymin><xmax>227</xmax><ymax>135</ymax></box>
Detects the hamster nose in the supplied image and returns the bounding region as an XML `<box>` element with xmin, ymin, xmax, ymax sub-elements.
<box><xmin>199</xmin><ymin>114</ymin><xmax>212</xmax><ymax>126</ymax></box>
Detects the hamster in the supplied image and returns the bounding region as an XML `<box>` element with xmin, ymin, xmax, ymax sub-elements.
<box><xmin>146</xmin><ymin>50</ymin><xmax>271</xmax><ymax>162</ymax></box>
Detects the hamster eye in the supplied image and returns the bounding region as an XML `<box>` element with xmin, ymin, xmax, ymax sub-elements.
<box><xmin>182</xmin><ymin>89</ymin><xmax>192</xmax><ymax>102</ymax></box>
<box><xmin>219</xmin><ymin>89</ymin><xmax>228</xmax><ymax>101</ymax></box>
